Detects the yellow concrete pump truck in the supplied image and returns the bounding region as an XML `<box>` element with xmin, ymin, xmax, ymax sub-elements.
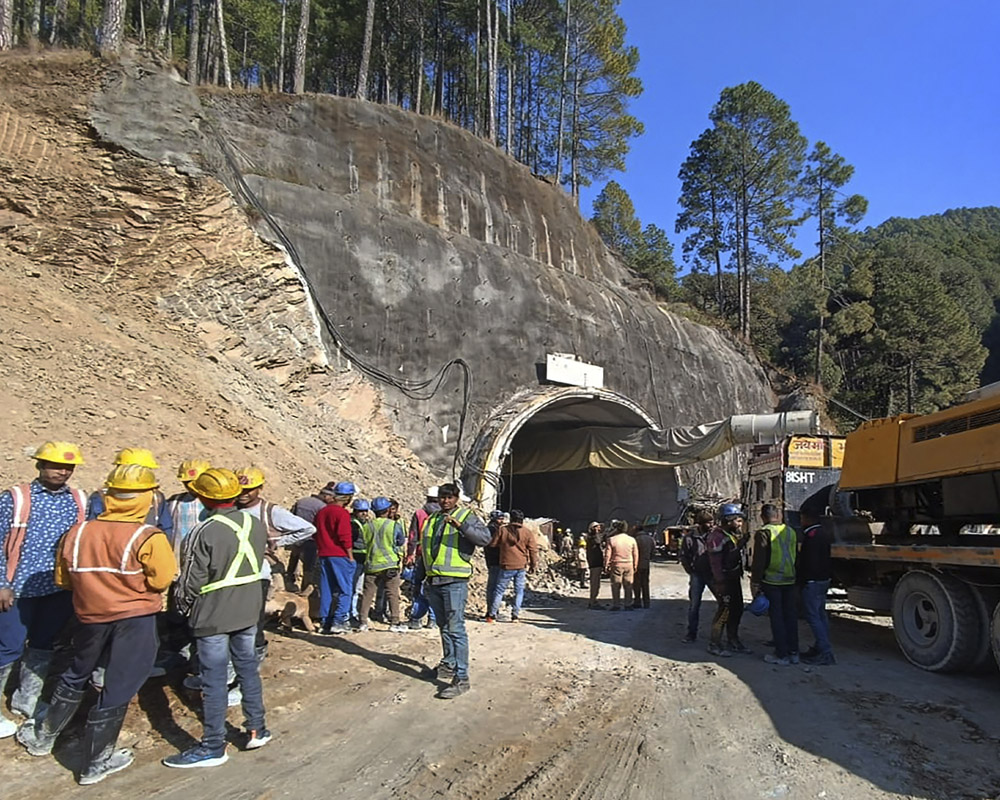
<box><xmin>824</xmin><ymin>383</ymin><xmax>1000</xmax><ymax>674</ymax></box>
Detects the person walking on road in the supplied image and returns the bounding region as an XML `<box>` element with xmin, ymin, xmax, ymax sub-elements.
<box><xmin>0</xmin><ymin>441</ymin><xmax>87</xmax><ymax>736</ymax></box>
<box><xmin>419</xmin><ymin>483</ymin><xmax>490</xmax><ymax>699</ymax></box>
<box><xmin>313</xmin><ymin>483</ymin><xmax>356</xmax><ymax>635</ymax></box>
<box><xmin>798</xmin><ymin>506</ymin><xmax>836</xmax><ymax>666</ymax></box>
<box><xmin>680</xmin><ymin>510</ymin><xmax>714</xmax><ymax>643</ymax></box>
<box><xmin>357</xmin><ymin>497</ymin><xmax>407</xmax><ymax>632</ymax></box>
<box><xmin>750</xmin><ymin>504</ymin><xmax>800</xmax><ymax>665</ymax></box>
<box><xmin>485</xmin><ymin>509</ymin><xmax>538</xmax><ymax>623</ymax></box>
<box><xmin>706</xmin><ymin>503</ymin><xmax>751</xmax><ymax>657</ymax></box>
<box><xmin>604</xmin><ymin>520</ymin><xmax>638</xmax><ymax>611</ymax></box>
<box><xmin>163</xmin><ymin>468</ymin><xmax>271</xmax><ymax>768</ymax></box>
<box><xmin>631</xmin><ymin>526</ymin><xmax>655</xmax><ymax>609</ymax></box>
<box><xmin>18</xmin><ymin>465</ymin><xmax>176</xmax><ymax>784</ymax></box>
<box><xmin>586</xmin><ymin>522</ymin><xmax>605</xmax><ymax>608</ymax></box>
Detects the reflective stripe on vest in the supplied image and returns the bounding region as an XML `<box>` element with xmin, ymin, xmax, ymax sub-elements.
<box><xmin>199</xmin><ymin>513</ymin><xmax>263</xmax><ymax>594</ymax></box>
<box><xmin>763</xmin><ymin>523</ymin><xmax>796</xmax><ymax>585</ymax></box>
<box><xmin>6</xmin><ymin>483</ymin><xmax>86</xmax><ymax>584</ymax></box>
<box><xmin>421</xmin><ymin>507</ymin><xmax>474</xmax><ymax>579</ymax></box>
<box><xmin>364</xmin><ymin>517</ymin><xmax>400</xmax><ymax>572</ymax></box>
<box><xmin>68</xmin><ymin>522</ymin><xmax>152</xmax><ymax>575</ymax></box>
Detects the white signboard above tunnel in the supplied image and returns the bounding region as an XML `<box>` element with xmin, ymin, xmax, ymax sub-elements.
<box><xmin>545</xmin><ymin>353</ymin><xmax>605</xmax><ymax>389</ymax></box>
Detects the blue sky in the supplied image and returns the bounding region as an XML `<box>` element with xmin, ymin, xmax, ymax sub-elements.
<box><xmin>580</xmin><ymin>0</ymin><xmax>1000</xmax><ymax>269</ymax></box>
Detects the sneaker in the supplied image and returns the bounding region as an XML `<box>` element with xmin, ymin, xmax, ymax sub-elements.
<box><xmin>328</xmin><ymin>624</ymin><xmax>350</xmax><ymax>635</ymax></box>
<box><xmin>227</xmin><ymin>686</ymin><xmax>243</xmax><ymax>707</ymax></box>
<box><xmin>388</xmin><ymin>624</ymin><xmax>408</xmax><ymax>633</ymax></box>
<box><xmin>245</xmin><ymin>728</ymin><xmax>272</xmax><ymax>750</ymax></box>
<box><xmin>425</xmin><ymin>662</ymin><xmax>454</xmax><ymax>682</ymax></box>
<box><xmin>801</xmin><ymin>652</ymin><xmax>837</xmax><ymax>666</ymax></box>
<box><xmin>763</xmin><ymin>654</ymin><xmax>792</xmax><ymax>666</ymax></box>
<box><xmin>436</xmin><ymin>679</ymin><xmax>470</xmax><ymax>699</ymax></box>
<box><xmin>727</xmin><ymin>640</ymin><xmax>753</xmax><ymax>655</ymax></box>
<box><xmin>162</xmin><ymin>744</ymin><xmax>229</xmax><ymax>769</ymax></box>
<box><xmin>408</xmin><ymin>619</ymin><xmax>423</xmax><ymax>630</ymax></box>
<box><xmin>789</xmin><ymin>652</ymin><xmax>800</xmax><ymax>664</ymax></box>
<box><xmin>357</xmin><ymin>624</ymin><xmax>370</xmax><ymax>632</ymax></box>
<box><xmin>707</xmin><ymin>643</ymin><xmax>732</xmax><ymax>658</ymax></box>
<box><xmin>182</xmin><ymin>674</ymin><xmax>203</xmax><ymax>691</ymax></box>
<box><xmin>681</xmin><ymin>633</ymin><xmax>697</xmax><ymax>644</ymax></box>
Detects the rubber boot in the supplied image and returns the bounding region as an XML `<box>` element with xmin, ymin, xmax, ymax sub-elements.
<box><xmin>16</xmin><ymin>683</ymin><xmax>86</xmax><ymax>756</ymax></box>
<box><xmin>78</xmin><ymin>704</ymin><xmax>133</xmax><ymax>785</ymax></box>
<box><xmin>0</xmin><ymin>663</ymin><xmax>17</xmax><ymax>738</ymax></box>
<box><xmin>11</xmin><ymin>647</ymin><xmax>53</xmax><ymax>718</ymax></box>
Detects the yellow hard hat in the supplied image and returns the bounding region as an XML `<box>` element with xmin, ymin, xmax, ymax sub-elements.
<box><xmin>177</xmin><ymin>459</ymin><xmax>212</xmax><ymax>482</ymax></box>
<box><xmin>190</xmin><ymin>468</ymin><xmax>242</xmax><ymax>501</ymax></box>
<box><xmin>113</xmin><ymin>447</ymin><xmax>160</xmax><ymax>470</ymax></box>
<box><xmin>235</xmin><ymin>466</ymin><xmax>265</xmax><ymax>490</ymax></box>
<box><xmin>33</xmin><ymin>441</ymin><xmax>84</xmax><ymax>465</ymax></box>
<box><xmin>104</xmin><ymin>464</ymin><xmax>159</xmax><ymax>491</ymax></box>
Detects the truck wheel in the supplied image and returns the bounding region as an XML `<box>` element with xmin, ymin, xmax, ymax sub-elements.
<box><xmin>970</xmin><ymin>585</ymin><xmax>999</xmax><ymax>672</ymax></box>
<box><xmin>988</xmin><ymin>601</ymin><xmax>1000</xmax><ymax>672</ymax></box>
<box><xmin>891</xmin><ymin>570</ymin><xmax>978</xmax><ymax>672</ymax></box>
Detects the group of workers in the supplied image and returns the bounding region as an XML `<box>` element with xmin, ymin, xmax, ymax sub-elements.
<box><xmin>0</xmin><ymin>441</ymin><xmax>495</xmax><ymax>787</ymax></box>
<box><xmin>679</xmin><ymin>502</ymin><xmax>836</xmax><ymax>666</ymax></box>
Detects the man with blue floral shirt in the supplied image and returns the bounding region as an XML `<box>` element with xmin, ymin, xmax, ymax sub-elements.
<box><xmin>0</xmin><ymin>442</ymin><xmax>87</xmax><ymax>735</ymax></box>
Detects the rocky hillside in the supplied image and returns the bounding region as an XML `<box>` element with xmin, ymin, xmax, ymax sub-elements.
<box><xmin>0</xmin><ymin>51</ymin><xmax>433</xmax><ymax>508</ymax></box>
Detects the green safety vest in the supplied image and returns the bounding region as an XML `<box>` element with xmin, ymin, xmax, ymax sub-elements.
<box><xmin>762</xmin><ymin>523</ymin><xmax>796</xmax><ymax>585</ymax></box>
<box><xmin>199</xmin><ymin>512</ymin><xmax>264</xmax><ymax>595</ymax></box>
<box><xmin>363</xmin><ymin>517</ymin><xmax>401</xmax><ymax>573</ymax></box>
<box><xmin>421</xmin><ymin>507</ymin><xmax>474</xmax><ymax>579</ymax></box>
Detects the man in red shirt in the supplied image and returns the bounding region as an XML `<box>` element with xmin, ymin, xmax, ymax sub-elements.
<box><xmin>313</xmin><ymin>482</ymin><xmax>356</xmax><ymax>635</ymax></box>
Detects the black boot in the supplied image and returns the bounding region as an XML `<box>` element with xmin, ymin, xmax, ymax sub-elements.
<box><xmin>78</xmin><ymin>704</ymin><xmax>132</xmax><ymax>785</ymax></box>
<box><xmin>16</xmin><ymin>683</ymin><xmax>86</xmax><ymax>756</ymax></box>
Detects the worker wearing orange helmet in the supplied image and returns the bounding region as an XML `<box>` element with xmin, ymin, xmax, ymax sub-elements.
<box><xmin>0</xmin><ymin>442</ymin><xmax>88</xmax><ymax>737</ymax></box>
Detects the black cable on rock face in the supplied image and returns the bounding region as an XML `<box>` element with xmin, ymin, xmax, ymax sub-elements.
<box><xmin>205</xmin><ymin>116</ymin><xmax>475</xmax><ymax>481</ymax></box>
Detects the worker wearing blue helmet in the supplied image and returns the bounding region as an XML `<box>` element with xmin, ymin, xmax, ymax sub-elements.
<box><xmin>705</xmin><ymin>503</ymin><xmax>752</xmax><ymax>658</ymax></box>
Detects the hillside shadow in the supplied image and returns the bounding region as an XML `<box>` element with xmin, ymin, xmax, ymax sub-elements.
<box><xmin>522</xmin><ymin>562</ymin><xmax>1000</xmax><ymax>800</ymax></box>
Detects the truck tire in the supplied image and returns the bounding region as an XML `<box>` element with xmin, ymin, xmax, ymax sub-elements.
<box><xmin>989</xmin><ymin>602</ymin><xmax>1000</xmax><ymax>673</ymax></box>
<box><xmin>890</xmin><ymin>570</ymin><xmax>978</xmax><ymax>672</ymax></box>
<box><xmin>970</xmin><ymin>585</ymin><xmax>999</xmax><ymax>672</ymax></box>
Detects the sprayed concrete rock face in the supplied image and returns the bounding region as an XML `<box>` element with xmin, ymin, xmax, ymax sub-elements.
<box><xmin>90</xmin><ymin>61</ymin><xmax>773</xmax><ymax>524</ymax></box>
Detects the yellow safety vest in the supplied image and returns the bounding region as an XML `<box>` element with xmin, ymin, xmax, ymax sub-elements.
<box><xmin>421</xmin><ymin>507</ymin><xmax>474</xmax><ymax>579</ymax></box>
<box><xmin>363</xmin><ymin>517</ymin><xmax>401</xmax><ymax>573</ymax></box>
<box><xmin>199</xmin><ymin>513</ymin><xmax>263</xmax><ymax>594</ymax></box>
<box><xmin>762</xmin><ymin>523</ymin><xmax>796</xmax><ymax>585</ymax></box>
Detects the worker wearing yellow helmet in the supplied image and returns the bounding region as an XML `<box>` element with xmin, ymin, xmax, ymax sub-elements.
<box><xmin>164</xmin><ymin>459</ymin><xmax>212</xmax><ymax>560</ymax></box>
<box><xmin>86</xmin><ymin>448</ymin><xmax>173</xmax><ymax>542</ymax></box>
<box><xmin>165</xmin><ymin>468</ymin><xmax>272</xmax><ymax>767</ymax></box>
<box><xmin>0</xmin><ymin>442</ymin><xmax>88</xmax><ymax>738</ymax></box>
<box><xmin>17</xmin><ymin>464</ymin><xmax>176</xmax><ymax>784</ymax></box>
<box><xmin>233</xmin><ymin>466</ymin><xmax>315</xmax><ymax>666</ymax></box>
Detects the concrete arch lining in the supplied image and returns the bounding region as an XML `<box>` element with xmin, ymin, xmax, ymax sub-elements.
<box><xmin>462</xmin><ymin>386</ymin><xmax>662</xmax><ymax>514</ymax></box>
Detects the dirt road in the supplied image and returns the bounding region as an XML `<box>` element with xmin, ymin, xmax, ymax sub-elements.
<box><xmin>2</xmin><ymin>562</ymin><xmax>999</xmax><ymax>800</ymax></box>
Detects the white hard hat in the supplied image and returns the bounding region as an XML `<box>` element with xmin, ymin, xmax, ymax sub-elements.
<box><xmin>427</xmin><ymin>486</ymin><xmax>439</xmax><ymax>498</ymax></box>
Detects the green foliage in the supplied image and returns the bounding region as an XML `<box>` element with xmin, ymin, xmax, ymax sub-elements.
<box><xmin>591</xmin><ymin>181</ymin><xmax>676</xmax><ymax>299</ymax></box>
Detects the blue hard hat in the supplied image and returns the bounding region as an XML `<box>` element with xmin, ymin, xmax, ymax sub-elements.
<box><xmin>371</xmin><ymin>496</ymin><xmax>392</xmax><ymax>513</ymax></box>
<box><xmin>333</xmin><ymin>481</ymin><xmax>355</xmax><ymax>495</ymax></box>
<box><xmin>748</xmin><ymin>594</ymin><xmax>770</xmax><ymax>616</ymax></box>
<box><xmin>720</xmin><ymin>502</ymin><xmax>744</xmax><ymax>519</ymax></box>
<box><xmin>352</xmin><ymin>498</ymin><xmax>370</xmax><ymax>511</ymax></box>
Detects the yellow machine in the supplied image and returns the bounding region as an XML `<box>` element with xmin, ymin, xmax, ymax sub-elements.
<box><xmin>827</xmin><ymin>384</ymin><xmax>1000</xmax><ymax>675</ymax></box>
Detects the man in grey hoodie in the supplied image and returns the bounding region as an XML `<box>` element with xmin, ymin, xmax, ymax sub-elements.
<box><xmin>163</xmin><ymin>468</ymin><xmax>270</xmax><ymax>769</ymax></box>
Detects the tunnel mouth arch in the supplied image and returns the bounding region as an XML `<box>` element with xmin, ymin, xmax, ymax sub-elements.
<box><xmin>462</xmin><ymin>387</ymin><xmax>681</xmax><ymax>533</ymax></box>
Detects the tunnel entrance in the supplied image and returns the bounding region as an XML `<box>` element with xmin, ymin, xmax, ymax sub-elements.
<box><xmin>463</xmin><ymin>388</ymin><xmax>682</xmax><ymax>533</ymax></box>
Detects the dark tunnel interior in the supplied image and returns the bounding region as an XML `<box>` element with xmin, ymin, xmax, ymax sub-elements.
<box><xmin>496</xmin><ymin>396</ymin><xmax>681</xmax><ymax>533</ymax></box>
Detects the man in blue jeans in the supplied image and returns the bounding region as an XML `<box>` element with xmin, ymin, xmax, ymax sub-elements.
<box><xmin>798</xmin><ymin>506</ymin><xmax>836</xmax><ymax>665</ymax></box>
<box><xmin>679</xmin><ymin>510</ymin><xmax>714</xmax><ymax>642</ymax></box>
<box><xmin>164</xmin><ymin>468</ymin><xmax>272</xmax><ymax>768</ymax></box>
<box><xmin>420</xmin><ymin>483</ymin><xmax>490</xmax><ymax>699</ymax></box>
<box><xmin>486</xmin><ymin>509</ymin><xmax>537</xmax><ymax>622</ymax></box>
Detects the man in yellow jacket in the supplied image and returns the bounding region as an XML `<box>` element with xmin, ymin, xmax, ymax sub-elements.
<box><xmin>16</xmin><ymin>464</ymin><xmax>176</xmax><ymax>785</ymax></box>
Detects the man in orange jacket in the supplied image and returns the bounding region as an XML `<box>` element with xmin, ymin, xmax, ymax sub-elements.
<box><xmin>16</xmin><ymin>464</ymin><xmax>176</xmax><ymax>785</ymax></box>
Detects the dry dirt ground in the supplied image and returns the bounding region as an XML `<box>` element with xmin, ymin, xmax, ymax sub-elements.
<box><xmin>2</xmin><ymin>562</ymin><xmax>999</xmax><ymax>800</ymax></box>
